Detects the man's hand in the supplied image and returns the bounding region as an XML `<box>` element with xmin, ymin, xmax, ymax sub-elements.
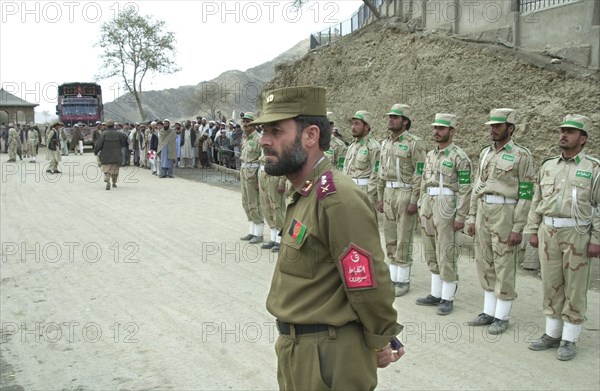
<box><xmin>406</xmin><ymin>203</ymin><xmax>418</xmax><ymax>216</ymax></box>
<box><xmin>588</xmin><ymin>243</ymin><xmax>600</xmax><ymax>258</ymax></box>
<box><xmin>508</xmin><ymin>232</ymin><xmax>523</xmax><ymax>246</ymax></box>
<box><xmin>453</xmin><ymin>221</ymin><xmax>465</xmax><ymax>232</ymax></box>
<box><xmin>375</xmin><ymin>200</ymin><xmax>384</xmax><ymax>213</ymax></box>
<box><xmin>467</xmin><ymin>223</ymin><xmax>476</xmax><ymax>237</ymax></box>
<box><xmin>530</xmin><ymin>234</ymin><xmax>539</xmax><ymax>248</ymax></box>
<box><xmin>376</xmin><ymin>344</ymin><xmax>405</xmax><ymax>368</ymax></box>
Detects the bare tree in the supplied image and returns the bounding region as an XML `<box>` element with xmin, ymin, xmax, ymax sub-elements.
<box><xmin>96</xmin><ymin>8</ymin><xmax>179</xmax><ymax>121</ymax></box>
<box><xmin>292</xmin><ymin>0</ymin><xmax>380</xmax><ymax>18</ymax></box>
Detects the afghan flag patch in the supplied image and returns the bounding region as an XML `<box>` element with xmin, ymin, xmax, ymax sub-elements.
<box><xmin>288</xmin><ymin>219</ymin><xmax>307</xmax><ymax>244</ymax></box>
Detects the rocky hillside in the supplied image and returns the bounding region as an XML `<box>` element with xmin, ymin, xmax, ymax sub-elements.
<box><xmin>103</xmin><ymin>38</ymin><xmax>309</xmax><ymax>122</ymax></box>
<box><xmin>260</xmin><ymin>19</ymin><xmax>600</xmax><ymax>163</ymax></box>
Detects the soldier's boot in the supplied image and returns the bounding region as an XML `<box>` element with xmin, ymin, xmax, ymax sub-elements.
<box><xmin>436</xmin><ymin>280</ymin><xmax>457</xmax><ymax>315</ymax></box>
<box><xmin>415</xmin><ymin>295</ymin><xmax>441</xmax><ymax>306</ymax></box>
<box><xmin>249</xmin><ymin>223</ymin><xmax>264</xmax><ymax>244</ymax></box>
<box><xmin>557</xmin><ymin>341</ymin><xmax>576</xmax><ymax>361</ymax></box>
<box><xmin>530</xmin><ymin>316</ymin><xmax>563</xmax><ymax>351</ymax></box>
<box><xmin>240</xmin><ymin>222</ymin><xmax>255</xmax><ymax>241</ymax></box>
<box><xmin>469</xmin><ymin>290</ymin><xmax>496</xmax><ymax>326</ymax></box>
<box><xmin>261</xmin><ymin>228</ymin><xmax>278</xmax><ymax>249</ymax></box>
<box><xmin>416</xmin><ymin>273</ymin><xmax>443</xmax><ymax>305</ymax></box>
<box><xmin>261</xmin><ymin>242</ymin><xmax>275</xmax><ymax>249</ymax></box>
<box><xmin>488</xmin><ymin>298</ymin><xmax>512</xmax><ymax>335</ymax></box>
<box><xmin>394</xmin><ymin>282</ymin><xmax>410</xmax><ymax>297</ymax></box>
<box><xmin>529</xmin><ymin>334</ymin><xmax>561</xmax><ymax>351</ymax></box>
<box><xmin>272</xmin><ymin>235</ymin><xmax>281</xmax><ymax>253</ymax></box>
<box><xmin>557</xmin><ymin>322</ymin><xmax>582</xmax><ymax>361</ymax></box>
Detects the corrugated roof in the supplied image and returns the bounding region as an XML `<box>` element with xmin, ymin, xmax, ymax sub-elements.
<box><xmin>0</xmin><ymin>88</ymin><xmax>39</xmax><ymax>107</ymax></box>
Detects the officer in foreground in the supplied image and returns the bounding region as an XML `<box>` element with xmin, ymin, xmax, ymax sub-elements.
<box><xmin>525</xmin><ymin>114</ymin><xmax>599</xmax><ymax>361</ymax></box>
<box><xmin>253</xmin><ymin>86</ymin><xmax>404</xmax><ymax>390</ymax></box>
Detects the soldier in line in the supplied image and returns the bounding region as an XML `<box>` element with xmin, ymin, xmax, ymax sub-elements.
<box><xmin>375</xmin><ymin>104</ymin><xmax>426</xmax><ymax>297</ymax></box>
<box><xmin>254</xmin><ymin>85</ymin><xmax>404</xmax><ymax>390</ymax></box>
<box><xmin>323</xmin><ymin>112</ymin><xmax>347</xmax><ymax>170</ymax></box>
<box><xmin>343</xmin><ymin>110</ymin><xmax>380</xmax><ymax>205</ymax></box>
<box><xmin>466</xmin><ymin>108</ymin><xmax>537</xmax><ymax>335</ymax></box>
<box><xmin>46</xmin><ymin>121</ymin><xmax>63</xmax><ymax>173</ymax></box>
<box><xmin>258</xmin><ymin>149</ymin><xmax>287</xmax><ymax>252</ymax></box>
<box><xmin>239</xmin><ymin>112</ymin><xmax>265</xmax><ymax>243</ymax></box>
<box><xmin>525</xmin><ymin>114</ymin><xmax>599</xmax><ymax>361</ymax></box>
<box><xmin>27</xmin><ymin>125</ymin><xmax>39</xmax><ymax>163</ymax></box>
<box><xmin>94</xmin><ymin>119</ymin><xmax>128</xmax><ymax>191</ymax></box>
<box><xmin>416</xmin><ymin>114</ymin><xmax>472</xmax><ymax>315</ymax></box>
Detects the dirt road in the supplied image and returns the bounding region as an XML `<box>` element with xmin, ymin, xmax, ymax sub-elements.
<box><xmin>1</xmin><ymin>152</ymin><xmax>598</xmax><ymax>390</ymax></box>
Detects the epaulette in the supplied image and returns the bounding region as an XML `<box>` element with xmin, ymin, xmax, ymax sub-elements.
<box><xmin>513</xmin><ymin>142</ymin><xmax>532</xmax><ymax>155</ymax></box>
<box><xmin>585</xmin><ymin>155</ymin><xmax>600</xmax><ymax>166</ymax></box>
<box><xmin>404</xmin><ymin>131</ymin><xmax>422</xmax><ymax>141</ymax></box>
<box><xmin>317</xmin><ymin>171</ymin><xmax>337</xmax><ymax>200</ymax></box>
<box><xmin>368</xmin><ymin>137</ymin><xmax>381</xmax><ymax>149</ymax></box>
<box><xmin>453</xmin><ymin>145</ymin><xmax>469</xmax><ymax>160</ymax></box>
<box><xmin>541</xmin><ymin>156</ymin><xmax>560</xmax><ymax>166</ymax></box>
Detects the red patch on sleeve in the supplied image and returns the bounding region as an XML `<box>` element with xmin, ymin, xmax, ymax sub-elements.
<box><xmin>338</xmin><ymin>243</ymin><xmax>377</xmax><ymax>290</ymax></box>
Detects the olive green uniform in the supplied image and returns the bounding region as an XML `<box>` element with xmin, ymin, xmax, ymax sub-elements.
<box><xmin>376</xmin><ymin>132</ymin><xmax>426</xmax><ymax>283</ymax></box>
<box><xmin>324</xmin><ymin>135</ymin><xmax>347</xmax><ymax>170</ymax></box>
<box><xmin>258</xmin><ymin>156</ymin><xmax>287</xmax><ymax>244</ymax></box>
<box><xmin>268</xmin><ymin>159</ymin><xmax>402</xmax><ymax>391</ymax></box>
<box><xmin>240</xmin><ymin>130</ymin><xmax>263</xmax><ymax>225</ymax></box>
<box><xmin>524</xmin><ymin>151</ymin><xmax>599</xmax><ymax>340</ymax></box>
<box><xmin>468</xmin><ymin>140</ymin><xmax>536</xmax><ymax>318</ymax></box>
<box><xmin>419</xmin><ymin>143</ymin><xmax>472</xmax><ymax>284</ymax></box>
<box><xmin>343</xmin><ymin>135</ymin><xmax>380</xmax><ymax>204</ymax></box>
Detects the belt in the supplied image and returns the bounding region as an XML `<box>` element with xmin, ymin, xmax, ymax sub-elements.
<box><xmin>427</xmin><ymin>187</ymin><xmax>455</xmax><ymax>196</ymax></box>
<box><xmin>352</xmin><ymin>178</ymin><xmax>369</xmax><ymax>186</ymax></box>
<box><xmin>484</xmin><ymin>194</ymin><xmax>517</xmax><ymax>204</ymax></box>
<box><xmin>386</xmin><ymin>181</ymin><xmax>412</xmax><ymax>189</ymax></box>
<box><xmin>276</xmin><ymin>320</ymin><xmax>330</xmax><ymax>335</ymax></box>
<box><xmin>543</xmin><ymin>216</ymin><xmax>587</xmax><ymax>228</ymax></box>
<box><xmin>241</xmin><ymin>163</ymin><xmax>260</xmax><ymax>169</ymax></box>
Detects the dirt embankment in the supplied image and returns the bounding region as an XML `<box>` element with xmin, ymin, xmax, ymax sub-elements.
<box><xmin>263</xmin><ymin>19</ymin><xmax>600</xmax><ymax>163</ymax></box>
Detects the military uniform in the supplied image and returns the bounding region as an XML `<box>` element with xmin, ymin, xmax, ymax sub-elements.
<box><xmin>258</xmin><ymin>152</ymin><xmax>287</xmax><ymax>251</ymax></box>
<box><xmin>324</xmin><ymin>134</ymin><xmax>347</xmax><ymax>170</ymax></box>
<box><xmin>416</xmin><ymin>113</ymin><xmax>472</xmax><ymax>314</ymax></box>
<box><xmin>525</xmin><ymin>115</ymin><xmax>599</xmax><ymax>360</ymax></box>
<box><xmin>467</xmin><ymin>109</ymin><xmax>536</xmax><ymax>333</ymax></box>
<box><xmin>252</xmin><ymin>86</ymin><xmax>403</xmax><ymax>390</ymax></box>
<box><xmin>376</xmin><ymin>105</ymin><xmax>426</xmax><ymax>295</ymax></box>
<box><xmin>240</xmin><ymin>113</ymin><xmax>265</xmax><ymax>242</ymax></box>
<box><xmin>268</xmin><ymin>160</ymin><xmax>402</xmax><ymax>390</ymax></box>
<box><xmin>343</xmin><ymin>111</ymin><xmax>380</xmax><ymax>205</ymax></box>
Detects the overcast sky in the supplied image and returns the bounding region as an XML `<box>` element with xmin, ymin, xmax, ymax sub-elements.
<box><xmin>0</xmin><ymin>0</ymin><xmax>362</xmax><ymax>119</ymax></box>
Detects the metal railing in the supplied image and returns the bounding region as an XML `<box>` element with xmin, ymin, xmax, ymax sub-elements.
<box><xmin>310</xmin><ymin>0</ymin><xmax>385</xmax><ymax>50</ymax></box>
<box><xmin>518</xmin><ymin>0</ymin><xmax>578</xmax><ymax>13</ymax></box>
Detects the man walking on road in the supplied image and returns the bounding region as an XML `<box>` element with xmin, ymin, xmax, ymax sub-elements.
<box><xmin>254</xmin><ymin>86</ymin><xmax>404</xmax><ymax>390</ymax></box>
<box><xmin>415</xmin><ymin>113</ymin><xmax>472</xmax><ymax>315</ymax></box>
<box><xmin>94</xmin><ymin>119</ymin><xmax>128</xmax><ymax>190</ymax></box>
<box><xmin>375</xmin><ymin>104</ymin><xmax>426</xmax><ymax>297</ymax></box>
<box><xmin>466</xmin><ymin>108</ymin><xmax>537</xmax><ymax>335</ymax></box>
<box><xmin>525</xmin><ymin>114</ymin><xmax>599</xmax><ymax>361</ymax></box>
<box><xmin>46</xmin><ymin>121</ymin><xmax>63</xmax><ymax>173</ymax></box>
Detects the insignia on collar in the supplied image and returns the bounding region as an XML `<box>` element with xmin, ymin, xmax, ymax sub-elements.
<box><xmin>317</xmin><ymin>171</ymin><xmax>337</xmax><ymax>200</ymax></box>
<box><xmin>300</xmin><ymin>180</ymin><xmax>314</xmax><ymax>195</ymax></box>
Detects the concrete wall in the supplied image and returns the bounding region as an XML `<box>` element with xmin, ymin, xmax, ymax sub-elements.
<box><xmin>379</xmin><ymin>0</ymin><xmax>599</xmax><ymax>69</ymax></box>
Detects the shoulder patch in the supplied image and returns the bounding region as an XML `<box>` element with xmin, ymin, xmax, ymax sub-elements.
<box><xmin>337</xmin><ymin>243</ymin><xmax>377</xmax><ymax>290</ymax></box>
<box><xmin>317</xmin><ymin>171</ymin><xmax>337</xmax><ymax>200</ymax></box>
